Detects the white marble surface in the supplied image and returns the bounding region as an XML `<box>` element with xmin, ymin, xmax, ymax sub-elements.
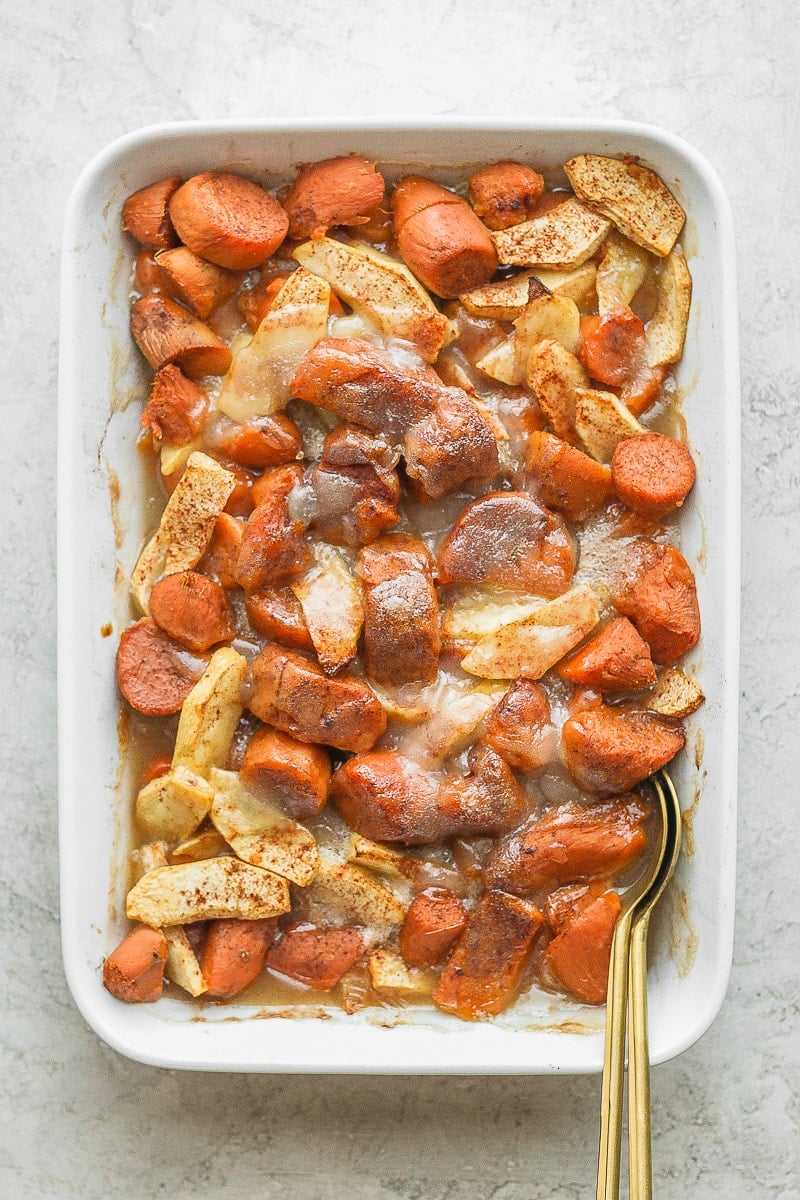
<box><xmin>2</xmin><ymin>1</ymin><xmax>799</xmax><ymax>1195</ymax></box>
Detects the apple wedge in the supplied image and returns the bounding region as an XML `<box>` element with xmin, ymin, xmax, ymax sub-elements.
<box><xmin>461</xmin><ymin>584</ymin><xmax>600</xmax><ymax>680</ymax></box>
<box><xmin>171</xmin><ymin>647</ymin><xmax>249</xmax><ymax>776</ymax></box>
<box><xmin>493</xmin><ymin>197</ymin><xmax>611</xmax><ymax>269</ymax></box>
<box><xmin>216</xmin><ymin>267</ymin><xmax>331</xmax><ymax>421</ymax></box>
<box><xmin>131</xmin><ymin>452</ymin><xmax>235</xmax><ymax>613</ymax></box>
<box><xmin>564</xmin><ymin>154</ymin><xmax>685</xmax><ymax>257</ymax></box>
<box><xmin>574</xmin><ymin>388</ymin><xmax>644</xmax><ymax>462</ymax></box>
<box><xmin>126</xmin><ymin>857</ymin><xmax>290</xmax><ymax>926</ymax></box>
<box><xmin>526</xmin><ymin>339</ymin><xmax>589</xmax><ymax>442</ymax></box>
<box><xmin>293</xmin><ymin>237</ymin><xmax>454</xmax><ymax>362</ymax></box>
<box><xmin>209</xmin><ymin>768</ymin><xmax>319</xmax><ymax>887</ymax></box>
<box><xmin>645</xmin><ymin>245</ymin><xmax>692</xmax><ymax>366</ymax></box>
<box><xmin>595</xmin><ymin>233</ymin><xmax>650</xmax><ymax>315</ymax></box>
<box><xmin>291</xmin><ymin>543</ymin><xmax>364</xmax><ymax>674</ymax></box>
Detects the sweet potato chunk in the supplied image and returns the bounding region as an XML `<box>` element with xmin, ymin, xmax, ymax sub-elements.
<box><xmin>611</xmin><ymin>433</ymin><xmax>696</xmax><ymax>519</ymax></box>
<box><xmin>557</xmin><ymin>616</ymin><xmax>656</xmax><ymax>692</ymax></box>
<box><xmin>266</xmin><ymin>923</ymin><xmax>366</xmax><ymax>991</ymax></box>
<box><xmin>545</xmin><ymin>880</ymin><xmax>613</xmax><ymax>934</ymax></box>
<box><xmin>116</xmin><ymin>617</ymin><xmax>203</xmax><ymax>716</ymax></box>
<box><xmin>103</xmin><ymin>924</ymin><xmax>169</xmax><ymax>1003</ymax></box>
<box><xmin>130</xmin><ymin>294</ymin><xmax>232</xmax><ymax>379</ymax></box>
<box><xmin>240</xmin><ymin>726</ymin><xmax>331</xmax><ymax>819</ymax></box>
<box><xmin>169</xmin><ymin>171</ymin><xmax>289</xmax><ymax>269</ymax></box>
<box><xmin>122</xmin><ymin>176</ymin><xmax>182</xmax><ymax>249</ymax></box>
<box><xmin>311</xmin><ymin>425</ymin><xmax>401</xmax><ymax>547</ymax></box>
<box><xmin>197</xmin><ymin>513</ymin><xmax>243</xmax><ymax>590</ymax></box>
<box><xmin>248</xmin><ymin>643</ymin><xmax>386</xmax><ymax>753</ymax></box>
<box><xmin>331</xmin><ymin>743</ymin><xmax>527</xmax><ymax>845</ymax></box>
<box><xmin>468</xmin><ymin>161</ymin><xmax>545</xmax><ymax>231</ymax></box>
<box><xmin>244</xmin><ymin>585</ymin><xmax>314</xmax><ymax>650</ymax></box>
<box><xmin>403</xmin><ymin>391</ymin><xmax>500</xmax><ymax>500</ymax></box>
<box><xmin>155</xmin><ymin>246</ymin><xmax>242</xmax><ymax>318</ymax></box>
<box><xmin>613</xmin><ymin>542</ymin><xmax>700</xmax><ymax>664</ymax></box>
<box><xmin>393</xmin><ymin>175</ymin><xmax>498</xmax><ymax>297</ymax></box>
<box><xmin>437</xmin><ymin>492</ymin><xmax>574</xmax><ymax>599</ymax></box>
<box><xmin>141</xmin><ymin>365</ymin><xmax>209</xmax><ymax>446</ymax></box>
<box><xmin>213</xmin><ymin>415</ymin><xmax>303</xmax><ymax>471</ymax></box>
<box><xmin>524</xmin><ymin>431</ymin><xmax>612</xmax><ymax>521</ymax></box>
<box><xmin>233</xmin><ymin>495</ymin><xmax>311</xmax><ymax>591</ymax></box>
<box><xmin>484</xmin><ymin>795</ymin><xmax>648</xmax><ymax>895</ymax></box>
<box><xmin>149</xmin><ymin>570</ymin><xmax>235</xmax><ymax>653</ymax></box>
<box><xmin>399</xmin><ymin>888</ymin><xmax>467</xmax><ymax>969</ymax></box>
<box><xmin>358</xmin><ymin>534</ymin><xmax>440</xmax><ymax>686</ymax></box>
<box><xmin>290</xmin><ymin>337</ymin><xmax>441</xmax><ymax>440</ymax></box>
<box><xmin>284</xmin><ymin>156</ymin><xmax>386</xmax><ymax>240</ymax></box>
<box><xmin>432</xmin><ymin>891</ymin><xmax>543</xmax><ymax>1020</ymax></box>
<box><xmin>579</xmin><ymin>306</ymin><xmax>647</xmax><ymax>388</ymax></box>
<box><xmin>483</xmin><ymin>680</ymin><xmax>556</xmax><ymax>771</ymax></box>
<box><xmin>562</xmin><ymin>706</ymin><xmax>684</xmax><ymax>793</ymax></box>
<box><xmin>543</xmin><ymin>890</ymin><xmax>621</xmax><ymax>1004</ymax></box>
<box><xmin>201</xmin><ymin>917</ymin><xmax>277</xmax><ymax>999</ymax></box>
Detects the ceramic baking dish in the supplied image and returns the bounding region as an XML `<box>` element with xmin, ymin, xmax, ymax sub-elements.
<box><xmin>58</xmin><ymin>119</ymin><xmax>739</xmax><ymax>1072</ymax></box>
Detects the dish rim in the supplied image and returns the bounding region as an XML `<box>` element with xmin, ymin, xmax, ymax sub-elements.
<box><xmin>58</xmin><ymin>116</ymin><xmax>740</xmax><ymax>1072</ymax></box>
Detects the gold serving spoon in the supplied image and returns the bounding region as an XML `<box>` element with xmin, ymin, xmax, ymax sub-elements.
<box><xmin>596</xmin><ymin>770</ymin><xmax>683</xmax><ymax>1200</ymax></box>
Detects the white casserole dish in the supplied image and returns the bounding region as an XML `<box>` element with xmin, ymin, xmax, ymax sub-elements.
<box><xmin>58</xmin><ymin>119</ymin><xmax>740</xmax><ymax>1072</ymax></box>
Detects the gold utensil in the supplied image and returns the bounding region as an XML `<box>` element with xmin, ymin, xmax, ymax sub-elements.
<box><xmin>596</xmin><ymin>769</ymin><xmax>683</xmax><ymax>1200</ymax></box>
<box><xmin>627</xmin><ymin>771</ymin><xmax>682</xmax><ymax>1200</ymax></box>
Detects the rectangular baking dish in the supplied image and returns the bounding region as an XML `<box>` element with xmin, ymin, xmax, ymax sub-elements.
<box><xmin>58</xmin><ymin>119</ymin><xmax>740</xmax><ymax>1072</ymax></box>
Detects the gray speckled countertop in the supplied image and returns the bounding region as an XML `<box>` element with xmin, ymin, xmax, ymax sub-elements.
<box><xmin>2</xmin><ymin>1</ymin><xmax>799</xmax><ymax>1195</ymax></box>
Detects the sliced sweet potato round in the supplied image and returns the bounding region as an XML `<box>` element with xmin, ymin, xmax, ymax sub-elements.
<box><xmin>437</xmin><ymin>492</ymin><xmax>575</xmax><ymax>598</ymax></box>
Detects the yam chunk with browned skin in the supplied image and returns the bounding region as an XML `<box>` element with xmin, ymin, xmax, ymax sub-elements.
<box><xmin>557</xmin><ymin>616</ymin><xmax>656</xmax><ymax>693</ymax></box>
<box><xmin>484</xmin><ymin>794</ymin><xmax>649</xmax><ymax>896</ymax></box>
<box><xmin>468</xmin><ymin>161</ymin><xmax>545</xmax><ymax>231</ymax></box>
<box><xmin>311</xmin><ymin>425</ymin><xmax>401</xmax><ymax>548</ymax></box>
<box><xmin>562</xmin><ymin>706</ymin><xmax>685</xmax><ymax>794</ymax></box>
<box><xmin>234</xmin><ymin>495</ymin><xmax>311</xmax><ymax>592</ymax></box>
<box><xmin>198</xmin><ymin>513</ymin><xmax>243</xmax><ymax>590</ymax></box>
<box><xmin>122</xmin><ymin>176</ymin><xmax>182</xmax><ymax>249</ymax></box>
<box><xmin>103</xmin><ymin>925</ymin><xmax>169</xmax><ymax>1003</ymax></box>
<box><xmin>213</xmin><ymin>414</ymin><xmax>303</xmax><ymax>471</ymax></box>
<box><xmin>266</xmin><ymin>923</ymin><xmax>366</xmax><ymax>991</ymax></box>
<box><xmin>290</xmin><ymin>337</ymin><xmax>442</xmax><ymax>441</ymax></box>
<box><xmin>130</xmin><ymin>294</ymin><xmax>232</xmax><ymax>380</ymax></box>
<box><xmin>169</xmin><ymin>171</ymin><xmax>289</xmax><ymax>269</ymax></box>
<box><xmin>240</xmin><ymin>727</ymin><xmax>331</xmax><ymax>820</ymax></box>
<box><xmin>612</xmin><ymin>542</ymin><xmax>700</xmax><ymax>664</ymax></box>
<box><xmin>155</xmin><ymin>246</ymin><xmax>243</xmax><ymax>318</ymax></box>
<box><xmin>285</xmin><ymin>156</ymin><xmax>386</xmax><ymax>240</ymax></box>
<box><xmin>141</xmin><ymin>366</ymin><xmax>209</xmax><ymax>446</ymax></box>
<box><xmin>545</xmin><ymin>880</ymin><xmax>614</xmax><ymax>934</ymax></box>
<box><xmin>432</xmin><ymin>890</ymin><xmax>544</xmax><ymax>1020</ymax></box>
<box><xmin>392</xmin><ymin>175</ymin><xmax>498</xmax><ymax>298</ymax></box>
<box><xmin>149</xmin><ymin>570</ymin><xmax>235</xmax><ymax>653</ymax></box>
<box><xmin>437</xmin><ymin>492</ymin><xmax>574</xmax><ymax>600</ymax></box>
<box><xmin>403</xmin><ymin>392</ymin><xmax>500</xmax><ymax>501</ymax></box>
<box><xmin>116</xmin><ymin>618</ymin><xmax>204</xmax><ymax>716</ymax></box>
<box><xmin>399</xmin><ymin>888</ymin><xmax>467</xmax><ymax>969</ymax></box>
<box><xmin>544</xmin><ymin>889</ymin><xmax>621</xmax><ymax>1005</ymax></box>
<box><xmin>244</xmin><ymin>585</ymin><xmax>314</xmax><ymax>650</ymax></box>
<box><xmin>331</xmin><ymin>743</ymin><xmax>527</xmax><ymax>845</ymax></box>
<box><xmin>248</xmin><ymin>643</ymin><xmax>387</xmax><ymax>753</ymax></box>
<box><xmin>483</xmin><ymin>680</ymin><xmax>556</xmax><ymax>771</ymax></box>
<box><xmin>201</xmin><ymin>917</ymin><xmax>277</xmax><ymax>1000</ymax></box>
<box><xmin>358</xmin><ymin>534</ymin><xmax>440</xmax><ymax>686</ymax></box>
<box><xmin>525</xmin><ymin>431</ymin><xmax>612</xmax><ymax>521</ymax></box>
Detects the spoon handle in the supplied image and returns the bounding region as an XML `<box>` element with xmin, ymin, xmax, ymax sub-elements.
<box><xmin>627</xmin><ymin>911</ymin><xmax>653</xmax><ymax>1200</ymax></box>
<box><xmin>596</xmin><ymin>908</ymin><xmax>634</xmax><ymax>1200</ymax></box>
